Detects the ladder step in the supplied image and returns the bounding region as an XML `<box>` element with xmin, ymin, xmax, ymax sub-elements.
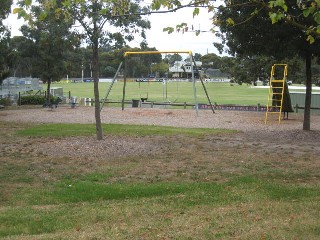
<box><xmin>271</xmin><ymin>87</ymin><xmax>284</xmax><ymax>89</ymax></box>
<box><xmin>271</xmin><ymin>80</ymin><xmax>285</xmax><ymax>82</ymax></box>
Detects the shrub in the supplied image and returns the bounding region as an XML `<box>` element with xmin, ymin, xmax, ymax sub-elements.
<box><xmin>20</xmin><ymin>95</ymin><xmax>46</xmax><ymax>105</ymax></box>
<box><xmin>0</xmin><ymin>97</ymin><xmax>11</xmax><ymax>106</ymax></box>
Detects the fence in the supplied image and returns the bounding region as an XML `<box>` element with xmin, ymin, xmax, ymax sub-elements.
<box><xmin>294</xmin><ymin>104</ymin><xmax>320</xmax><ymax>114</ymax></box>
<box><xmin>82</xmin><ymin>98</ymin><xmax>267</xmax><ymax>111</ymax></box>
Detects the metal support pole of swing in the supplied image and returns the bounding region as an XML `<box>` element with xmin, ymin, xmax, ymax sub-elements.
<box><xmin>191</xmin><ymin>56</ymin><xmax>215</xmax><ymax>114</ymax></box>
<box><xmin>189</xmin><ymin>53</ymin><xmax>199</xmax><ymax>116</ymax></box>
<box><xmin>100</xmin><ymin>61</ymin><xmax>123</xmax><ymax>111</ymax></box>
<box><xmin>121</xmin><ymin>58</ymin><xmax>127</xmax><ymax>110</ymax></box>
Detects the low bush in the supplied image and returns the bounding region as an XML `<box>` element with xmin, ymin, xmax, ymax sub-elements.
<box><xmin>0</xmin><ymin>97</ymin><xmax>11</xmax><ymax>106</ymax></box>
<box><xmin>19</xmin><ymin>95</ymin><xmax>60</xmax><ymax>105</ymax></box>
<box><xmin>19</xmin><ymin>95</ymin><xmax>46</xmax><ymax>105</ymax></box>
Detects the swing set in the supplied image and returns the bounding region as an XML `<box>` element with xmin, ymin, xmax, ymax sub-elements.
<box><xmin>100</xmin><ymin>50</ymin><xmax>215</xmax><ymax>115</ymax></box>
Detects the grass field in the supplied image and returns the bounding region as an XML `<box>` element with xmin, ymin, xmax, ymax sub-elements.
<box><xmin>1</xmin><ymin>122</ymin><xmax>320</xmax><ymax>239</ymax></box>
<box><xmin>52</xmin><ymin>81</ymin><xmax>271</xmax><ymax>106</ymax></box>
<box><xmin>51</xmin><ymin>81</ymin><xmax>320</xmax><ymax>107</ymax></box>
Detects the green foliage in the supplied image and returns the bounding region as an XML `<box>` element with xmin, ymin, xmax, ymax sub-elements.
<box><xmin>151</xmin><ymin>61</ymin><xmax>169</xmax><ymax>77</ymax></box>
<box><xmin>19</xmin><ymin>95</ymin><xmax>46</xmax><ymax>105</ymax></box>
<box><xmin>0</xmin><ymin>0</ymin><xmax>12</xmax><ymax>21</ymax></box>
<box><xmin>268</xmin><ymin>0</ymin><xmax>288</xmax><ymax>12</ymax></box>
<box><xmin>201</xmin><ymin>53</ymin><xmax>222</xmax><ymax>69</ymax></box>
<box><xmin>163</xmin><ymin>26</ymin><xmax>174</xmax><ymax>34</ymax></box>
<box><xmin>19</xmin><ymin>95</ymin><xmax>60</xmax><ymax>105</ymax></box>
<box><xmin>21</xmin><ymin>3</ymin><xmax>74</xmax><ymax>83</ymax></box>
<box><xmin>0</xmin><ymin>0</ymin><xmax>11</xmax><ymax>82</ymax></box>
<box><xmin>220</xmin><ymin>55</ymin><xmax>272</xmax><ymax>85</ymax></box>
<box><xmin>268</xmin><ymin>12</ymin><xmax>285</xmax><ymax>24</ymax></box>
<box><xmin>163</xmin><ymin>53</ymin><xmax>182</xmax><ymax>66</ymax></box>
<box><xmin>0</xmin><ymin>97</ymin><xmax>11</xmax><ymax>106</ymax></box>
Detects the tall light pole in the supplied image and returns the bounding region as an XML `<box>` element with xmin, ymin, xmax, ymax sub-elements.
<box><xmin>81</xmin><ymin>64</ymin><xmax>84</xmax><ymax>82</ymax></box>
<box><xmin>89</xmin><ymin>62</ymin><xmax>92</xmax><ymax>79</ymax></box>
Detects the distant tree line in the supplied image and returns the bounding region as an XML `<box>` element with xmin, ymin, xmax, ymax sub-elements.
<box><xmin>5</xmin><ymin>34</ymin><xmax>317</xmax><ymax>86</ymax></box>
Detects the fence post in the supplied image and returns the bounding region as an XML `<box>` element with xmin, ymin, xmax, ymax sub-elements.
<box><xmin>295</xmin><ymin>104</ymin><xmax>299</xmax><ymax>113</ymax></box>
<box><xmin>257</xmin><ymin>103</ymin><xmax>260</xmax><ymax>112</ymax></box>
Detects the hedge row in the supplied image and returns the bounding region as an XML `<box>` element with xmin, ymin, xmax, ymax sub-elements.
<box><xmin>20</xmin><ymin>95</ymin><xmax>47</xmax><ymax>105</ymax></box>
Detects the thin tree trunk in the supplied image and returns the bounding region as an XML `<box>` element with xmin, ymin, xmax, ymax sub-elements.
<box><xmin>92</xmin><ymin>10</ymin><xmax>103</xmax><ymax>140</ymax></box>
<box><xmin>303</xmin><ymin>48</ymin><xmax>312</xmax><ymax>130</ymax></box>
<box><xmin>46</xmin><ymin>79</ymin><xmax>51</xmax><ymax>104</ymax></box>
<box><xmin>93</xmin><ymin>44</ymin><xmax>103</xmax><ymax>140</ymax></box>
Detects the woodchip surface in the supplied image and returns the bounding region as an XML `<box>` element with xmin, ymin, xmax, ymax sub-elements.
<box><xmin>1</xmin><ymin>105</ymin><xmax>320</xmax><ymax>144</ymax></box>
<box><xmin>1</xmin><ymin>105</ymin><xmax>320</xmax><ymax>177</ymax></box>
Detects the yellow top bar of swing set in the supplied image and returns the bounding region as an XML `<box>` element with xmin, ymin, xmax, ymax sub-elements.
<box><xmin>124</xmin><ymin>50</ymin><xmax>193</xmax><ymax>57</ymax></box>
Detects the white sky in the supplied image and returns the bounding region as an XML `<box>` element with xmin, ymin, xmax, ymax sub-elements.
<box><xmin>133</xmin><ymin>7</ymin><xmax>221</xmax><ymax>56</ymax></box>
<box><xmin>6</xmin><ymin>2</ymin><xmax>222</xmax><ymax>56</ymax></box>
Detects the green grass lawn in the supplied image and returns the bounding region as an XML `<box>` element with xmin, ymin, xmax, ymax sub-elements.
<box><xmin>52</xmin><ymin>81</ymin><xmax>320</xmax><ymax>106</ymax></box>
<box><xmin>52</xmin><ymin>81</ymin><xmax>271</xmax><ymax>105</ymax></box>
<box><xmin>1</xmin><ymin>122</ymin><xmax>320</xmax><ymax>239</ymax></box>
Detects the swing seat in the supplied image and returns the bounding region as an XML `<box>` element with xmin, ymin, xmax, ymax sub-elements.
<box><xmin>140</xmin><ymin>97</ymin><xmax>148</xmax><ymax>102</ymax></box>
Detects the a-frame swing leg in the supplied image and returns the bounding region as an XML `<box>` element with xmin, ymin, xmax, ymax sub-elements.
<box><xmin>191</xmin><ymin>56</ymin><xmax>215</xmax><ymax>114</ymax></box>
<box><xmin>121</xmin><ymin>58</ymin><xmax>128</xmax><ymax>110</ymax></box>
<box><xmin>100</xmin><ymin>61</ymin><xmax>123</xmax><ymax>111</ymax></box>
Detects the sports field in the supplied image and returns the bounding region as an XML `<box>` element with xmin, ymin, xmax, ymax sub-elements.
<box><xmin>52</xmin><ymin>81</ymin><xmax>270</xmax><ymax>105</ymax></box>
<box><xmin>51</xmin><ymin>81</ymin><xmax>319</xmax><ymax>106</ymax></box>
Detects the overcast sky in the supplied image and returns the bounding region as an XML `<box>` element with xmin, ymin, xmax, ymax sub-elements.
<box><xmin>6</xmin><ymin>2</ymin><xmax>222</xmax><ymax>56</ymax></box>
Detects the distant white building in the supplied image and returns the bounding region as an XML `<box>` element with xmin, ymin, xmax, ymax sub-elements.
<box><xmin>169</xmin><ymin>61</ymin><xmax>202</xmax><ymax>78</ymax></box>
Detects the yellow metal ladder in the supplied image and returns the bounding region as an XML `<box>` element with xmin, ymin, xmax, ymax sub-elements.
<box><xmin>265</xmin><ymin>64</ymin><xmax>288</xmax><ymax>124</ymax></box>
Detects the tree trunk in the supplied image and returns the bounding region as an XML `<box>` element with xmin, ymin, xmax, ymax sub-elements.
<box><xmin>92</xmin><ymin>11</ymin><xmax>103</xmax><ymax>140</ymax></box>
<box><xmin>46</xmin><ymin>79</ymin><xmax>51</xmax><ymax>104</ymax></box>
<box><xmin>303</xmin><ymin>49</ymin><xmax>312</xmax><ymax>130</ymax></box>
<box><xmin>92</xmin><ymin>43</ymin><xmax>103</xmax><ymax>140</ymax></box>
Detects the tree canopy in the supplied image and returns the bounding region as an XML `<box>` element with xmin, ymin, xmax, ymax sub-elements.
<box><xmin>0</xmin><ymin>0</ymin><xmax>12</xmax><ymax>83</ymax></box>
<box><xmin>215</xmin><ymin>0</ymin><xmax>320</xmax><ymax>130</ymax></box>
<box><xmin>0</xmin><ymin>0</ymin><xmax>12</xmax><ymax>23</ymax></box>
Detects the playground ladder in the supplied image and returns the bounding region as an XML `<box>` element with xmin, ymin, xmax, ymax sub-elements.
<box><xmin>265</xmin><ymin>64</ymin><xmax>287</xmax><ymax>124</ymax></box>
